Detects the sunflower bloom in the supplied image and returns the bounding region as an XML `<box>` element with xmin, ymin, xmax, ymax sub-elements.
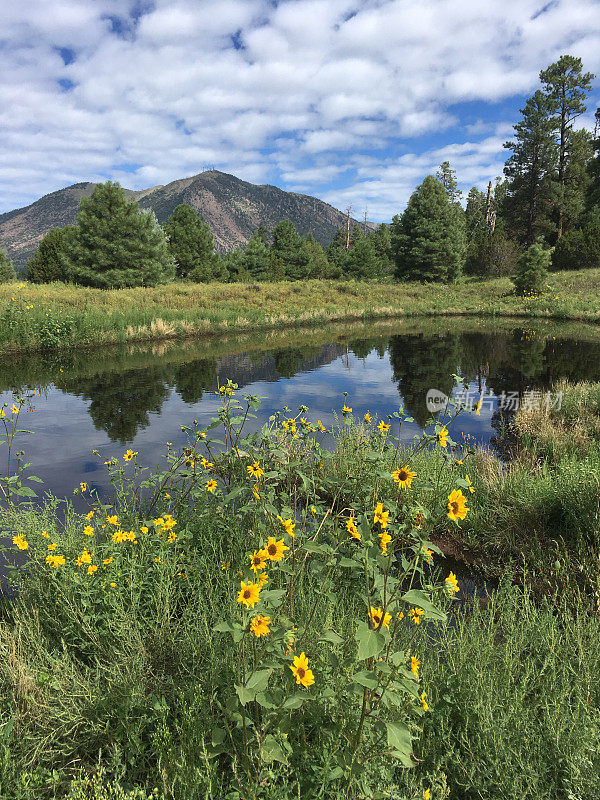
<box><xmin>409</xmin><ymin>607</ymin><xmax>425</xmax><ymax>625</ymax></box>
<box><xmin>46</xmin><ymin>554</ymin><xmax>65</xmax><ymax>568</ymax></box>
<box><xmin>391</xmin><ymin>465</ymin><xmax>416</xmax><ymax>489</ymax></box>
<box><xmin>437</xmin><ymin>427</ymin><xmax>449</xmax><ymax>447</ymax></box>
<box><xmin>12</xmin><ymin>535</ymin><xmax>28</xmax><ymax>551</ymax></box>
<box><xmin>421</xmin><ymin>692</ymin><xmax>429</xmax><ymax>711</ymax></box>
<box><xmin>247</xmin><ymin>462</ymin><xmax>264</xmax><ymax>479</ymax></box>
<box><xmin>364</xmin><ymin>412</ymin><xmax>372</xmax><ymax>424</ymax></box>
<box><xmin>85</xmin><ymin>510</ymin><xmax>94</xmax><ymax>520</ymax></box>
<box><xmin>369</xmin><ymin>606</ymin><xmax>391</xmax><ymax>629</ymax></box>
<box><xmin>445</xmin><ymin>571</ymin><xmax>460</xmax><ymax>595</ymax></box>
<box><xmin>123</xmin><ymin>450</ymin><xmax>137</xmax><ymax>461</ymax></box>
<box><xmin>378</xmin><ymin>421</ymin><xmax>390</xmax><ymax>434</ymax></box>
<box><xmin>342</xmin><ymin>405</ymin><xmax>352</xmax><ymax>414</ymax></box>
<box><xmin>87</xmin><ymin>564</ymin><xmax>98</xmax><ymax>575</ymax></box>
<box><xmin>47</xmin><ymin>543</ymin><xmax>57</xmax><ymax>551</ymax></box>
<box><xmin>373</xmin><ymin>502</ymin><xmax>390</xmax><ymax>529</ymax></box>
<box><xmin>465</xmin><ymin>474</ymin><xmax>475</xmax><ymax>494</ymax></box>
<box><xmin>423</xmin><ymin>789</ymin><xmax>431</xmax><ymax>800</ymax></box>
<box><xmin>379</xmin><ymin>530</ymin><xmax>392</xmax><ymax>555</ymax></box>
<box><xmin>206</xmin><ymin>479</ymin><xmax>217</xmax><ymax>493</ymax></box>
<box><xmin>422</xmin><ymin>547</ymin><xmax>434</xmax><ymax>564</ymax></box>
<box><xmin>346</xmin><ymin>517</ymin><xmax>361</xmax><ymax>539</ymax></box>
<box><xmin>250</xmin><ymin>548</ymin><xmax>268</xmax><ymax>573</ymax></box>
<box><xmin>290</xmin><ymin>652</ymin><xmax>315</xmax><ymax>688</ymax></box>
<box><xmin>265</xmin><ymin>537</ymin><xmax>289</xmax><ymax>561</ymax></box>
<box><xmin>277</xmin><ymin>515</ymin><xmax>295</xmax><ymax>538</ymax></box>
<box><xmin>237</xmin><ymin>581</ymin><xmax>261</xmax><ymax>608</ymax></box>
<box><xmin>79</xmin><ymin>482</ymin><xmax>87</xmax><ymax>492</ymax></box>
<box><xmin>106</xmin><ymin>515</ymin><xmax>119</xmax><ymax>526</ymax></box>
<box><xmin>258</xmin><ymin>571</ymin><xmax>269</xmax><ymax>589</ymax></box>
<box><xmin>447</xmin><ymin>489</ymin><xmax>469</xmax><ymax>521</ymax></box>
<box><xmin>250</xmin><ymin>614</ymin><xmax>271</xmax><ymax>638</ymax></box>
<box><xmin>83</xmin><ymin>525</ymin><xmax>94</xmax><ymax>536</ymax></box>
<box><xmin>410</xmin><ymin>656</ymin><xmax>420</xmax><ymax>678</ymax></box>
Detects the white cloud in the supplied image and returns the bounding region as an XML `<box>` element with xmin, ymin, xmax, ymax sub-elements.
<box><xmin>0</xmin><ymin>0</ymin><xmax>599</xmax><ymax>219</ymax></box>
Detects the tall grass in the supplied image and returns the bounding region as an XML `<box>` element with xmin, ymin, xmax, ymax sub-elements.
<box><xmin>1</xmin><ymin>269</ymin><xmax>600</xmax><ymax>354</ymax></box>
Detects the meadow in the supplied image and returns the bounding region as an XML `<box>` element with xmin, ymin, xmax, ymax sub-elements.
<box><xmin>0</xmin><ymin>378</ymin><xmax>599</xmax><ymax>799</ymax></box>
<box><xmin>1</xmin><ymin>269</ymin><xmax>600</xmax><ymax>354</ymax></box>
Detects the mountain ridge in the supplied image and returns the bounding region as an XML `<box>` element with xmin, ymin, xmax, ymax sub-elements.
<box><xmin>0</xmin><ymin>170</ymin><xmax>354</xmax><ymax>267</ymax></box>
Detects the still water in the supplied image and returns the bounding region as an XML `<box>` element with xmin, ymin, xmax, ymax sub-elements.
<box><xmin>2</xmin><ymin>317</ymin><xmax>600</xmax><ymax>504</ymax></box>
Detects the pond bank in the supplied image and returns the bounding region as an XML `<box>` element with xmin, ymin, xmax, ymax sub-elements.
<box><xmin>1</xmin><ymin>269</ymin><xmax>600</xmax><ymax>354</ymax></box>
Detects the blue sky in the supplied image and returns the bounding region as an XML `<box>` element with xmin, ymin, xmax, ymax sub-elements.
<box><xmin>1</xmin><ymin>0</ymin><xmax>599</xmax><ymax>220</ymax></box>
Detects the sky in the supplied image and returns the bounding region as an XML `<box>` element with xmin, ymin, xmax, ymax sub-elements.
<box><xmin>1</xmin><ymin>0</ymin><xmax>599</xmax><ymax>221</ymax></box>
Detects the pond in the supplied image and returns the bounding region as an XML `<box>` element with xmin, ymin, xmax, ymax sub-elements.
<box><xmin>2</xmin><ymin>316</ymin><xmax>600</xmax><ymax>506</ymax></box>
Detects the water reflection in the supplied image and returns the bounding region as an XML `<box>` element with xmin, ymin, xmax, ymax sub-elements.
<box><xmin>1</xmin><ymin>318</ymin><xmax>600</xmax><ymax>500</ymax></box>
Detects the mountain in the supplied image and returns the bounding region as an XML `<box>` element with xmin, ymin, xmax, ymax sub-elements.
<box><xmin>0</xmin><ymin>170</ymin><xmax>353</xmax><ymax>267</ymax></box>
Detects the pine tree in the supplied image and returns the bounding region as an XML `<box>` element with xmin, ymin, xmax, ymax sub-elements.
<box><xmin>503</xmin><ymin>91</ymin><xmax>557</xmax><ymax>246</ymax></box>
<box><xmin>0</xmin><ymin>249</ymin><xmax>16</xmax><ymax>283</ymax></box>
<box><xmin>391</xmin><ymin>175</ymin><xmax>466</xmax><ymax>282</ymax></box>
<box><xmin>343</xmin><ymin>236</ymin><xmax>382</xmax><ymax>279</ymax></box>
<box><xmin>367</xmin><ymin>224</ymin><xmax>393</xmax><ymax>275</ymax></box>
<box><xmin>301</xmin><ymin>233</ymin><xmax>330</xmax><ymax>278</ymax></box>
<box><xmin>70</xmin><ymin>182</ymin><xmax>175</xmax><ymax>288</ymax></box>
<box><xmin>551</xmin><ymin>206</ymin><xmax>600</xmax><ymax>270</ymax></box>
<box><xmin>325</xmin><ymin>226</ymin><xmax>348</xmax><ymax>272</ymax></box>
<box><xmin>436</xmin><ymin>161</ymin><xmax>462</xmax><ymax>204</ymax></box>
<box><xmin>540</xmin><ymin>55</ymin><xmax>595</xmax><ymax>239</ymax></box>
<box><xmin>242</xmin><ymin>230</ymin><xmax>271</xmax><ymax>280</ymax></box>
<box><xmin>270</xmin><ymin>220</ymin><xmax>310</xmax><ymax>280</ymax></box>
<box><xmin>512</xmin><ymin>242</ymin><xmax>550</xmax><ymax>295</ymax></box>
<box><xmin>587</xmin><ymin>106</ymin><xmax>600</xmax><ymax>208</ymax></box>
<box><xmin>27</xmin><ymin>226</ymin><xmax>76</xmax><ymax>283</ymax></box>
<box><xmin>163</xmin><ymin>204</ymin><xmax>215</xmax><ymax>280</ymax></box>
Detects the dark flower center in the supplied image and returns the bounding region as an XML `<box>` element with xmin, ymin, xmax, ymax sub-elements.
<box><xmin>268</xmin><ymin>545</ymin><xmax>277</xmax><ymax>555</ymax></box>
<box><xmin>399</xmin><ymin>470</ymin><xmax>408</xmax><ymax>480</ymax></box>
<box><xmin>297</xmin><ymin>667</ymin><xmax>305</xmax><ymax>679</ymax></box>
<box><xmin>243</xmin><ymin>590</ymin><xmax>251</xmax><ymax>599</ymax></box>
<box><xmin>451</xmin><ymin>502</ymin><xmax>459</xmax><ymax>514</ymax></box>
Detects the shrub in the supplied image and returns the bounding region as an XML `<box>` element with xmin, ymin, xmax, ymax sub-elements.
<box><xmin>0</xmin><ymin>249</ymin><xmax>16</xmax><ymax>283</ymax></box>
<box><xmin>511</xmin><ymin>242</ymin><xmax>550</xmax><ymax>295</ymax></box>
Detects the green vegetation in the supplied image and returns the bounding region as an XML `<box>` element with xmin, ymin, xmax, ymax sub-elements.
<box><xmin>2</xmin><ymin>269</ymin><xmax>600</xmax><ymax>354</ymax></box>
<box><xmin>0</xmin><ymin>251</ymin><xmax>15</xmax><ymax>284</ymax></box>
<box><xmin>162</xmin><ymin>204</ymin><xmax>217</xmax><ymax>282</ymax></box>
<box><xmin>511</xmin><ymin>242</ymin><xmax>551</xmax><ymax>295</ymax></box>
<box><xmin>1</xmin><ymin>377</ymin><xmax>599</xmax><ymax>799</ymax></box>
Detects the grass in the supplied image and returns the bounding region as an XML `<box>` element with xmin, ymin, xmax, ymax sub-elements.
<box><xmin>0</xmin><ymin>384</ymin><xmax>599</xmax><ymax>798</ymax></box>
<box><xmin>1</xmin><ymin>269</ymin><xmax>600</xmax><ymax>354</ymax></box>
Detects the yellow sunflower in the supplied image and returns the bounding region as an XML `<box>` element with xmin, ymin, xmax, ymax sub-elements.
<box><xmin>391</xmin><ymin>465</ymin><xmax>416</xmax><ymax>489</ymax></box>
<box><xmin>237</xmin><ymin>581</ymin><xmax>261</xmax><ymax>608</ymax></box>
<box><xmin>265</xmin><ymin>537</ymin><xmax>289</xmax><ymax>561</ymax></box>
<box><xmin>369</xmin><ymin>606</ymin><xmax>391</xmax><ymax>629</ymax></box>
<box><xmin>447</xmin><ymin>489</ymin><xmax>469</xmax><ymax>521</ymax></box>
<box><xmin>247</xmin><ymin>462</ymin><xmax>264</xmax><ymax>479</ymax></box>
<box><xmin>250</xmin><ymin>614</ymin><xmax>271</xmax><ymax>638</ymax></box>
<box><xmin>290</xmin><ymin>651</ymin><xmax>315</xmax><ymax>688</ymax></box>
<box><xmin>346</xmin><ymin>517</ymin><xmax>361</xmax><ymax>539</ymax></box>
<box><xmin>249</xmin><ymin>548</ymin><xmax>268</xmax><ymax>573</ymax></box>
<box><xmin>373</xmin><ymin>502</ymin><xmax>390</xmax><ymax>529</ymax></box>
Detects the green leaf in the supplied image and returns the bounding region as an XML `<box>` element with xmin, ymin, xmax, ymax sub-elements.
<box><xmin>261</xmin><ymin>734</ymin><xmax>288</xmax><ymax>765</ymax></box>
<box><xmin>385</xmin><ymin>722</ymin><xmax>413</xmax><ymax>767</ymax></box>
<box><xmin>282</xmin><ymin>693</ymin><xmax>305</xmax><ymax>710</ymax></box>
<box><xmin>352</xmin><ymin>670</ymin><xmax>378</xmax><ymax>689</ymax></box>
<box><xmin>245</xmin><ymin>668</ymin><xmax>272</xmax><ymax>693</ymax></box>
<box><xmin>320</xmin><ymin>630</ymin><xmax>344</xmax><ymax>645</ymax></box>
<box><xmin>214</xmin><ymin>622</ymin><xmax>233</xmax><ymax>633</ymax></box>
<box><xmin>260</xmin><ymin>589</ymin><xmax>286</xmax><ymax>607</ymax></box>
<box><xmin>355</xmin><ymin>621</ymin><xmax>385</xmax><ymax>660</ymax></box>
<box><xmin>338</xmin><ymin>557</ymin><xmax>361</xmax><ymax>568</ymax></box>
<box><xmin>401</xmin><ymin>589</ymin><xmax>446</xmax><ymax>621</ymax></box>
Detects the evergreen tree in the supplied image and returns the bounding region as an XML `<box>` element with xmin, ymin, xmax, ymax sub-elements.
<box><xmin>242</xmin><ymin>231</ymin><xmax>271</xmax><ymax>280</ymax></box>
<box><xmin>70</xmin><ymin>182</ymin><xmax>175</xmax><ymax>288</ymax></box>
<box><xmin>391</xmin><ymin>175</ymin><xmax>466</xmax><ymax>282</ymax></box>
<box><xmin>301</xmin><ymin>233</ymin><xmax>330</xmax><ymax>278</ymax></box>
<box><xmin>367</xmin><ymin>224</ymin><xmax>393</xmax><ymax>275</ymax></box>
<box><xmin>0</xmin><ymin>249</ymin><xmax>16</xmax><ymax>283</ymax></box>
<box><xmin>587</xmin><ymin>106</ymin><xmax>600</xmax><ymax>208</ymax></box>
<box><xmin>540</xmin><ymin>55</ymin><xmax>595</xmax><ymax>239</ymax></box>
<box><xmin>343</xmin><ymin>236</ymin><xmax>382</xmax><ymax>279</ymax></box>
<box><xmin>221</xmin><ymin>248</ymin><xmax>248</xmax><ymax>282</ymax></box>
<box><xmin>503</xmin><ymin>91</ymin><xmax>557</xmax><ymax>245</ymax></box>
<box><xmin>325</xmin><ymin>226</ymin><xmax>348</xmax><ymax>272</ymax></box>
<box><xmin>512</xmin><ymin>242</ymin><xmax>550</xmax><ymax>295</ymax></box>
<box><xmin>270</xmin><ymin>220</ymin><xmax>310</xmax><ymax>280</ymax></box>
<box><xmin>551</xmin><ymin>207</ymin><xmax>600</xmax><ymax>270</ymax></box>
<box><xmin>464</xmin><ymin>187</ymin><xmax>486</xmax><ymax>235</ymax></box>
<box><xmin>436</xmin><ymin>161</ymin><xmax>462</xmax><ymax>203</ymax></box>
<box><xmin>27</xmin><ymin>226</ymin><xmax>76</xmax><ymax>283</ymax></box>
<box><xmin>255</xmin><ymin>225</ymin><xmax>271</xmax><ymax>246</ymax></box>
<box><xmin>163</xmin><ymin>204</ymin><xmax>215</xmax><ymax>280</ymax></box>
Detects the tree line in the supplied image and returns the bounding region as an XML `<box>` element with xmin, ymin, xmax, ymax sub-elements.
<box><xmin>0</xmin><ymin>53</ymin><xmax>598</xmax><ymax>289</ymax></box>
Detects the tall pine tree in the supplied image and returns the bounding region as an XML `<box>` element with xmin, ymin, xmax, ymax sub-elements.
<box><xmin>163</xmin><ymin>204</ymin><xmax>215</xmax><ymax>280</ymax></box>
<box><xmin>391</xmin><ymin>175</ymin><xmax>465</xmax><ymax>282</ymax></box>
<box><xmin>270</xmin><ymin>220</ymin><xmax>310</xmax><ymax>280</ymax></box>
<box><xmin>540</xmin><ymin>55</ymin><xmax>595</xmax><ymax>239</ymax></box>
<box><xmin>242</xmin><ymin>230</ymin><xmax>271</xmax><ymax>280</ymax></box>
<box><xmin>70</xmin><ymin>182</ymin><xmax>175</xmax><ymax>288</ymax></box>
<box><xmin>503</xmin><ymin>91</ymin><xmax>557</xmax><ymax>245</ymax></box>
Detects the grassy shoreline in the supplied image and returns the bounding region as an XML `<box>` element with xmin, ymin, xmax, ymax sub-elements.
<box><xmin>0</xmin><ymin>381</ymin><xmax>599</xmax><ymax>797</ymax></box>
<box><xmin>1</xmin><ymin>269</ymin><xmax>600</xmax><ymax>354</ymax></box>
